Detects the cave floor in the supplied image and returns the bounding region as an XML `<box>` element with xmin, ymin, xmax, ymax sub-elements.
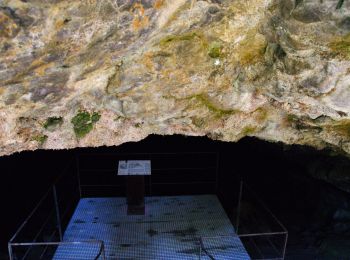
<box><xmin>53</xmin><ymin>195</ymin><xmax>250</xmax><ymax>259</ymax></box>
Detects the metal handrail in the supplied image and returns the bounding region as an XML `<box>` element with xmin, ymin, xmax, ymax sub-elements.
<box><xmin>8</xmin><ymin>157</ymin><xmax>82</xmax><ymax>260</ymax></box>
<box><xmin>76</xmin><ymin>151</ymin><xmax>220</xmax><ymax>197</ymax></box>
<box><xmin>199</xmin><ymin>233</ymin><xmax>288</xmax><ymax>260</ymax></box>
<box><xmin>79</xmin><ymin>166</ymin><xmax>217</xmax><ymax>172</ymax></box>
<box><xmin>8</xmin><ymin>157</ymin><xmax>76</xmax><ymax>244</ymax></box>
<box><xmin>235</xmin><ymin>182</ymin><xmax>288</xmax><ymax>259</ymax></box>
<box><xmin>9</xmin><ymin>151</ymin><xmax>220</xmax><ymax>260</ymax></box>
<box><xmin>9</xmin><ymin>240</ymin><xmax>106</xmax><ymax>260</ymax></box>
<box><xmin>77</xmin><ymin>151</ymin><xmax>219</xmax><ymax>156</ymax></box>
<box><xmin>240</xmin><ymin>183</ymin><xmax>288</xmax><ymax>234</ymax></box>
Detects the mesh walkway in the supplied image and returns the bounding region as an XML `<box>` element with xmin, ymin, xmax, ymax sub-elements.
<box><xmin>54</xmin><ymin>195</ymin><xmax>250</xmax><ymax>259</ymax></box>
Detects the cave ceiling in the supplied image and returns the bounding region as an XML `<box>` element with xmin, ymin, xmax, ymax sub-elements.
<box><xmin>0</xmin><ymin>0</ymin><xmax>350</xmax><ymax>155</ymax></box>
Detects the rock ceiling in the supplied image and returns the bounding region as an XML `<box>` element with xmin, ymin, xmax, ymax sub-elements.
<box><xmin>0</xmin><ymin>0</ymin><xmax>350</xmax><ymax>156</ymax></box>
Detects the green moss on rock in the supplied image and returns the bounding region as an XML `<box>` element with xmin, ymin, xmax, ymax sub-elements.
<box><xmin>159</xmin><ymin>32</ymin><xmax>200</xmax><ymax>46</ymax></box>
<box><xmin>241</xmin><ymin>126</ymin><xmax>257</xmax><ymax>136</ymax></box>
<box><xmin>134</xmin><ymin>122</ymin><xmax>142</xmax><ymax>128</ymax></box>
<box><xmin>287</xmin><ymin>114</ymin><xmax>296</xmax><ymax>122</ymax></box>
<box><xmin>32</xmin><ymin>134</ymin><xmax>48</xmax><ymax>145</ymax></box>
<box><xmin>191</xmin><ymin>94</ymin><xmax>235</xmax><ymax>117</ymax></box>
<box><xmin>91</xmin><ymin>112</ymin><xmax>101</xmax><ymax>123</ymax></box>
<box><xmin>191</xmin><ymin>117</ymin><xmax>205</xmax><ymax>128</ymax></box>
<box><xmin>332</xmin><ymin>121</ymin><xmax>350</xmax><ymax>137</ymax></box>
<box><xmin>208</xmin><ymin>42</ymin><xmax>222</xmax><ymax>58</ymax></box>
<box><xmin>71</xmin><ymin>110</ymin><xmax>101</xmax><ymax>138</ymax></box>
<box><xmin>330</xmin><ymin>34</ymin><xmax>350</xmax><ymax>59</ymax></box>
<box><xmin>43</xmin><ymin>117</ymin><xmax>63</xmax><ymax>131</ymax></box>
<box><xmin>237</xmin><ymin>32</ymin><xmax>268</xmax><ymax>65</ymax></box>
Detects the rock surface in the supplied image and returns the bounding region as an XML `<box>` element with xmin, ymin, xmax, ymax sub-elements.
<box><xmin>1</xmin><ymin>0</ymin><xmax>350</xmax><ymax>155</ymax></box>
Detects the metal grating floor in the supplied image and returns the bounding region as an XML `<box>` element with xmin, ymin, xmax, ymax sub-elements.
<box><xmin>54</xmin><ymin>195</ymin><xmax>250</xmax><ymax>259</ymax></box>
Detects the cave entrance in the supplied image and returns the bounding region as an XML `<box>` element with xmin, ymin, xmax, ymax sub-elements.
<box><xmin>5</xmin><ymin>135</ymin><xmax>350</xmax><ymax>259</ymax></box>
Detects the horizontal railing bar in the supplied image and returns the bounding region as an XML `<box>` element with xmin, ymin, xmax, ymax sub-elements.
<box><xmin>200</xmin><ymin>232</ymin><xmax>287</xmax><ymax>240</ymax></box>
<box><xmin>80</xmin><ymin>184</ymin><xmax>124</xmax><ymax>187</ymax></box>
<box><xmin>252</xmin><ymin>257</ymin><xmax>283</xmax><ymax>260</ymax></box>
<box><xmin>79</xmin><ymin>166</ymin><xmax>217</xmax><ymax>172</ymax></box>
<box><xmin>77</xmin><ymin>152</ymin><xmax>218</xmax><ymax>156</ymax></box>
<box><xmin>238</xmin><ymin>232</ymin><xmax>288</xmax><ymax>237</ymax></box>
<box><xmin>10</xmin><ymin>240</ymin><xmax>104</xmax><ymax>246</ymax></box>
<box><xmin>150</xmin><ymin>181</ymin><xmax>216</xmax><ymax>185</ymax></box>
<box><xmin>80</xmin><ymin>181</ymin><xmax>216</xmax><ymax>187</ymax></box>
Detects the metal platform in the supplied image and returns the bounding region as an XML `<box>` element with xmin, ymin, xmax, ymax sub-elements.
<box><xmin>54</xmin><ymin>195</ymin><xmax>250</xmax><ymax>259</ymax></box>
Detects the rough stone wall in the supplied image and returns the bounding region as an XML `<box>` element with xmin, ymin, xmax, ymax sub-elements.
<box><xmin>0</xmin><ymin>0</ymin><xmax>350</xmax><ymax>155</ymax></box>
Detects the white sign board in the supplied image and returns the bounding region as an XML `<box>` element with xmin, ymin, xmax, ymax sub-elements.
<box><xmin>118</xmin><ymin>160</ymin><xmax>151</xmax><ymax>176</ymax></box>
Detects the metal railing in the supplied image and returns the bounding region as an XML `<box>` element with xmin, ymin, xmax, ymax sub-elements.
<box><xmin>7</xmin><ymin>158</ymin><xmax>106</xmax><ymax>260</ymax></box>
<box><xmin>199</xmin><ymin>181</ymin><xmax>288</xmax><ymax>260</ymax></box>
<box><xmin>9</xmin><ymin>241</ymin><xmax>106</xmax><ymax>260</ymax></box>
<box><xmin>198</xmin><ymin>232</ymin><xmax>287</xmax><ymax>260</ymax></box>
<box><xmin>8</xmin><ymin>151</ymin><xmax>220</xmax><ymax>260</ymax></box>
<box><xmin>236</xmin><ymin>181</ymin><xmax>288</xmax><ymax>259</ymax></box>
<box><xmin>8</xmin><ymin>152</ymin><xmax>287</xmax><ymax>259</ymax></box>
<box><xmin>76</xmin><ymin>151</ymin><xmax>220</xmax><ymax>197</ymax></box>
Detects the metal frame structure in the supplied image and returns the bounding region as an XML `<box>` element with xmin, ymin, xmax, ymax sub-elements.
<box><xmin>7</xmin><ymin>157</ymin><xmax>108</xmax><ymax>260</ymax></box>
<box><xmin>8</xmin><ymin>152</ymin><xmax>219</xmax><ymax>260</ymax></box>
<box><xmin>198</xmin><ymin>181</ymin><xmax>288</xmax><ymax>260</ymax></box>
<box><xmin>236</xmin><ymin>182</ymin><xmax>288</xmax><ymax>260</ymax></box>
<box><xmin>8</xmin><ymin>151</ymin><xmax>288</xmax><ymax>260</ymax></box>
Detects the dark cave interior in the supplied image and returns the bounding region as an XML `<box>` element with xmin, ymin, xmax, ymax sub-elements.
<box><xmin>1</xmin><ymin>135</ymin><xmax>350</xmax><ymax>259</ymax></box>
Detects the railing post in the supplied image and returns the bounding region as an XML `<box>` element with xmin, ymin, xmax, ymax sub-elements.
<box><xmin>149</xmin><ymin>154</ymin><xmax>152</xmax><ymax>196</ymax></box>
<box><xmin>53</xmin><ymin>185</ymin><xmax>63</xmax><ymax>241</ymax></box>
<box><xmin>235</xmin><ymin>180</ymin><xmax>243</xmax><ymax>235</ymax></box>
<box><xmin>8</xmin><ymin>243</ymin><xmax>13</xmax><ymax>260</ymax></box>
<box><xmin>282</xmin><ymin>232</ymin><xmax>288</xmax><ymax>259</ymax></box>
<box><xmin>215</xmin><ymin>152</ymin><xmax>220</xmax><ymax>193</ymax></box>
<box><xmin>76</xmin><ymin>154</ymin><xmax>82</xmax><ymax>199</ymax></box>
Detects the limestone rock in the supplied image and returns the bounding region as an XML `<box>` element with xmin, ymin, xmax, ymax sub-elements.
<box><xmin>1</xmin><ymin>0</ymin><xmax>350</xmax><ymax>155</ymax></box>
